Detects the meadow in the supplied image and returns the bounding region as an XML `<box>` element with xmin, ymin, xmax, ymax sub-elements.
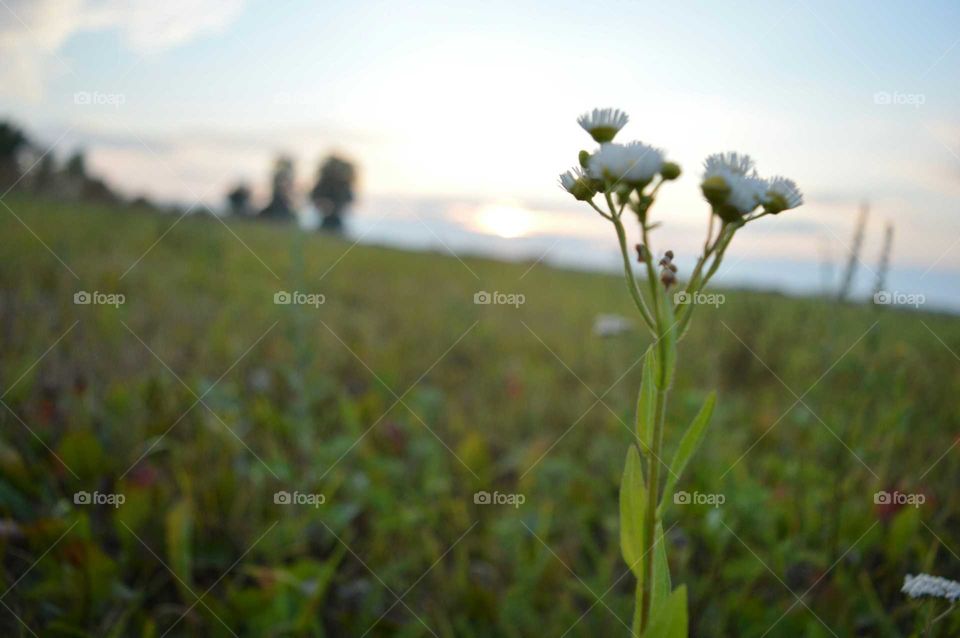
<box><xmin>1</xmin><ymin>195</ymin><xmax>958</xmax><ymax>637</ymax></box>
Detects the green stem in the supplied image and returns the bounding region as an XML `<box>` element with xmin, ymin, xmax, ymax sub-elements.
<box><xmin>640</xmin><ymin>362</ymin><xmax>669</xmax><ymax>632</ymax></box>
<box><xmin>612</xmin><ymin>214</ymin><xmax>656</xmax><ymax>333</ymax></box>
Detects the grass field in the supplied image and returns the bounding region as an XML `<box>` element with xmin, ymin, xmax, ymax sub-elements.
<box><xmin>1</xmin><ymin>195</ymin><xmax>959</xmax><ymax>637</ymax></box>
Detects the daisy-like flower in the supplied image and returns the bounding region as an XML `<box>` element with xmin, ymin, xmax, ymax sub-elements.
<box><xmin>577</xmin><ymin>108</ymin><xmax>629</xmax><ymax>143</ymax></box>
<box><xmin>701</xmin><ymin>152</ymin><xmax>765</xmax><ymax>220</ymax></box>
<box><xmin>558</xmin><ymin>166</ymin><xmax>595</xmax><ymax>201</ymax></box>
<box><xmin>587</xmin><ymin>142</ymin><xmax>665</xmax><ymax>187</ymax></box>
<box><xmin>764</xmin><ymin>176</ymin><xmax>803</xmax><ymax>214</ymax></box>
<box><xmin>902</xmin><ymin>574</ymin><xmax>960</xmax><ymax>602</ymax></box>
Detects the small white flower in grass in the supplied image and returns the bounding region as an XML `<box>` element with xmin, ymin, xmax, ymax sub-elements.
<box><xmin>587</xmin><ymin>142</ymin><xmax>665</xmax><ymax>187</ymax></box>
<box><xmin>701</xmin><ymin>152</ymin><xmax>766</xmax><ymax>220</ymax></box>
<box><xmin>558</xmin><ymin>166</ymin><xmax>595</xmax><ymax>201</ymax></box>
<box><xmin>902</xmin><ymin>574</ymin><xmax>960</xmax><ymax>602</ymax></box>
<box><xmin>577</xmin><ymin>108</ymin><xmax>629</xmax><ymax>143</ymax></box>
<box><xmin>764</xmin><ymin>176</ymin><xmax>803</xmax><ymax>214</ymax></box>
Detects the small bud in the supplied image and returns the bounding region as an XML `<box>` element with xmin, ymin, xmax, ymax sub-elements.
<box><xmin>701</xmin><ymin>175</ymin><xmax>730</xmax><ymax>208</ymax></box>
<box><xmin>660</xmin><ymin>269</ymin><xmax>677</xmax><ymax>288</ymax></box>
<box><xmin>660</xmin><ymin>161</ymin><xmax>681</xmax><ymax>181</ymax></box>
<box><xmin>665</xmin><ymin>250</ymin><xmax>674</xmax><ymax>260</ymax></box>
<box><xmin>668</xmin><ymin>263</ymin><xmax>678</xmax><ymax>272</ymax></box>
<box><xmin>635</xmin><ymin>244</ymin><xmax>646</xmax><ymax>262</ymax></box>
<box><xmin>578</xmin><ymin>150</ymin><xmax>591</xmax><ymax>169</ymax></box>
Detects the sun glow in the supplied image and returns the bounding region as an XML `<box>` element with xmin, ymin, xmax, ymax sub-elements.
<box><xmin>473</xmin><ymin>202</ymin><xmax>536</xmax><ymax>239</ymax></box>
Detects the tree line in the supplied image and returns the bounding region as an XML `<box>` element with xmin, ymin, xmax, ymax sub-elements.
<box><xmin>0</xmin><ymin>120</ymin><xmax>358</xmax><ymax>233</ymax></box>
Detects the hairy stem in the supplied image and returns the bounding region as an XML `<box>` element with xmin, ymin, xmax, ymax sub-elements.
<box><xmin>640</xmin><ymin>360</ymin><xmax>669</xmax><ymax>632</ymax></box>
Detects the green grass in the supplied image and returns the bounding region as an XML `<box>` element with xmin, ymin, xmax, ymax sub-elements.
<box><xmin>1</xmin><ymin>195</ymin><xmax>958</xmax><ymax>637</ymax></box>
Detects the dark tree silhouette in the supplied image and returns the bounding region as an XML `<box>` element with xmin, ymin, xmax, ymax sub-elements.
<box><xmin>226</xmin><ymin>182</ymin><xmax>253</xmax><ymax>216</ymax></box>
<box><xmin>0</xmin><ymin>121</ymin><xmax>29</xmax><ymax>188</ymax></box>
<box><xmin>259</xmin><ymin>155</ymin><xmax>296</xmax><ymax>220</ymax></box>
<box><xmin>310</xmin><ymin>155</ymin><xmax>356</xmax><ymax>233</ymax></box>
<box><xmin>65</xmin><ymin>150</ymin><xmax>87</xmax><ymax>179</ymax></box>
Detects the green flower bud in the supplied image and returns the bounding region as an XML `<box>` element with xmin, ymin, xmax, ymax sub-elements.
<box><xmin>579</xmin><ymin>150</ymin><xmax>591</xmax><ymax>169</ymax></box>
<box><xmin>700</xmin><ymin>175</ymin><xmax>730</xmax><ymax>208</ymax></box>
<box><xmin>660</xmin><ymin>161</ymin><xmax>681</xmax><ymax>181</ymax></box>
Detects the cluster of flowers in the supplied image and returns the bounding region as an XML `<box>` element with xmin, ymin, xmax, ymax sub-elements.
<box><xmin>559</xmin><ymin>107</ymin><xmax>803</xmax><ymax>220</ymax></box>
<box><xmin>902</xmin><ymin>573</ymin><xmax>960</xmax><ymax>602</ymax></box>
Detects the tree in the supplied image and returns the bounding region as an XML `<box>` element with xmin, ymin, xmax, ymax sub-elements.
<box><xmin>226</xmin><ymin>183</ymin><xmax>252</xmax><ymax>216</ymax></box>
<box><xmin>0</xmin><ymin>121</ymin><xmax>29</xmax><ymax>188</ymax></box>
<box><xmin>310</xmin><ymin>155</ymin><xmax>356</xmax><ymax>233</ymax></box>
<box><xmin>65</xmin><ymin>150</ymin><xmax>87</xmax><ymax>179</ymax></box>
<box><xmin>259</xmin><ymin>155</ymin><xmax>296</xmax><ymax>220</ymax></box>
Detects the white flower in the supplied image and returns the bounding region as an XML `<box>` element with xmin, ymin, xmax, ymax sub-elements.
<box><xmin>558</xmin><ymin>166</ymin><xmax>594</xmax><ymax>201</ymax></box>
<box><xmin>764</xmin><ymin>176</ymin><xmax>803</xmax><ymax>213</ymax></box>
<box><xmin>701</xmin><ymin>152</ymin><xmax>765</xmax><ymax>216</ymax></box>
<box><xmin>558</xmin><ymin>167</ymin><xmax>583</xmax><ymax>191</ymax></box>
<box><xmin>587</xmin><ymin>142</ymin><xmax>665</xmax><ymax>186</ymax></box>
<box><xmin>902</xmin><ymin>573</ymin><xmax>960</xmax><ymax>602</ymax></box>
<box><xmin>577</xmin><ymin>108</ymin><xmax>629</xmax><ymax>143</ymax></box>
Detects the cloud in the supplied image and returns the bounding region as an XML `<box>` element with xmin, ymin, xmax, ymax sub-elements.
<box><xmin>0</xmin><ymin>0</ymin><xmax>245</xmax><ymax>100</ymax></box>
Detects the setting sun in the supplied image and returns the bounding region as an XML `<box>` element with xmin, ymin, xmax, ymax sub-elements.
<box><xmin>473</xmin><ymin>202</ymin><xmax>536</xmax><ymax>238</ymax></box>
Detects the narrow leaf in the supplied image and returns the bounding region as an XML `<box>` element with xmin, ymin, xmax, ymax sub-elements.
<box><xmin>643</xmin><ymin>585</ymin><xmax>688</xmax><ymax>638</ymax></box>
<box><xmin>652</xmin><ymin>523</ymin><xmax>672</xmax><ymax>609</ymax></box>
<box><xmin>637</xmin><ymin>348</ymin><xmax>657</xmax><ymax>451</ymax></box>
<box><xmin>654</xmin><ymin>296</ymin><xmax>676</xmax><ymax>390</ymax></box>
<box><xmin>662</xmin><ymin>391</ymin><xmax>716</xmax><ymax>504</ymax></box>
<box><xmin>619</xmin><ymin>445</ymin><xmax>646</xmax><ymax>576</ymax></box>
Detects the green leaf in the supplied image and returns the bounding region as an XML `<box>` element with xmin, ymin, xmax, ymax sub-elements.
<box><xmin>637</xmin><ymin>348</ymin><xmax>657</xmax><ymax>451</ymax></box>
<box><xmin>654</xmin><ymin>296</ymin><xmax>676</xmax><ymax>390</ymax></box>
<box><xmin>662</xmin><ymin>392</ymin><xmax>716</xmax><ymax>506</ymax></box>
<box><xmin>620</xmin><ymin>445</ymin><xmax>646</xmax><ymax>576</ymax></box>
<box><xmin>643</xmin><ymin>585</ymin><xmax>687</xmax><ymax>638</ymax></box>
<box><xmin>652</xmin><ymin>523</ymin><xmax>672</xmax><ymax>609</ymax></box>
<box><xmin>165</xmin><ymin>499</ymin><xmax>194</xmax><ymax>600</ymax></box>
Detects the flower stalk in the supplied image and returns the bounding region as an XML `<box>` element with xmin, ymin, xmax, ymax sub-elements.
<box><xmin>560</xmin><ymin>108</ymin><xmax>803</xmax><ymax>635</ymax></box>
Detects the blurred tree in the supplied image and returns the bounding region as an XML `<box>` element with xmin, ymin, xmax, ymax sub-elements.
<box><xmin>259</xmin><ymin>156</ymin><xmax>296</xmax><ymax>220</ymax></box>
<box><xmin>65</xmin><ymin>150</ymin><xmax>87</xmax><ymax>179</ymax></box>
<box><xmin>226</xmin><ymin>182</ymin><xmax>253</xmax><ymax>216</ymax></box>
<box><xmin>310</xmin><ymin>155</ymin><xmax>356</xmax><ymax>233</ymax></box>
<box><xmin>0</xmin><ymin>121</ymin><xmax>29</xmax><ymax>189</ymax></box>
<box><xmin>33</xmin><ymin>153</ymin><xmax>57</xmax><ymax>193</ymax></box>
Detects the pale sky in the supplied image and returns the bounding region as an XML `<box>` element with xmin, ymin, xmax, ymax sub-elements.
<box><xmin>1</xmin><ymin>0</ymin><xmax>958</xmax><ymax>305</ymax></box>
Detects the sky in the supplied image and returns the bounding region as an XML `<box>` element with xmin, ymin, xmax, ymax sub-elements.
<box><xmin>1</xmin><ymin>0</ymin><xmax>958</xmax><ymax>307</ymax></box>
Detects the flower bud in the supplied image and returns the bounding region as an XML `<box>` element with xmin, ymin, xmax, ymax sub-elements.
<box><xmin>701</xmin><ymin>175</ymin><xmax>730</xmax><ymax>208</ymax></box>
<box><xmin>579</xmin><ymin>150</ymin><xmax>591</xmax><ymax>169</ymax></box>
<box><xmin>660</xmin><ymin>162</ymin><xmax>681</xmax><ymax>181</ymax></box>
